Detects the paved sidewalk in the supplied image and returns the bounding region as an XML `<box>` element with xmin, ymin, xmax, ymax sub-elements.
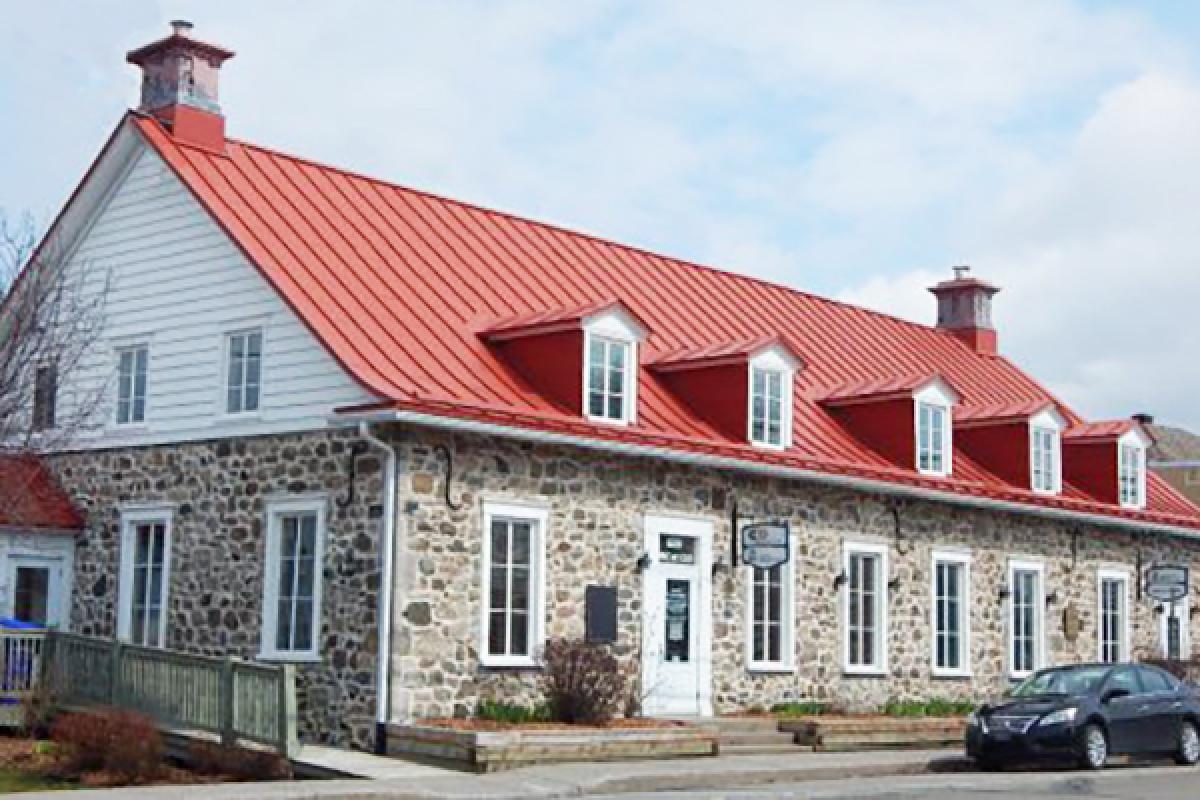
<box><xmin>15</xmin><ymin>748</ymin><xmax>965</xmax><ymax>800</ymax></box>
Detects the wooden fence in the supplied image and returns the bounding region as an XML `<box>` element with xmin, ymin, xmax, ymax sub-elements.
<box><xmin>43</xmin><ymin>632</ymin><xmax>298</xmax><ymax>757</ymax></box>
<box><xmin>0</xmin><ymin>628</ymin><xmax>46</xmax><ymax>727</ymax></box>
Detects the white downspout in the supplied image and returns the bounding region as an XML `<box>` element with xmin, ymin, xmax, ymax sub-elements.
<box><xmin>359</xmin><ymin>422</ymin><xmax>397</xmax><ymax>754</ymax></box>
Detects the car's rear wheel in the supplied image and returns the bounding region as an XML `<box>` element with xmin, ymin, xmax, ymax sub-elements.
<box><xmin>1078</xmin><ymin>723</ymin><xmax>1107</xmax><ymax>770</ymax></box>
<box><xmin>1175</xmin><ymin>720</ymin><xmax>1200</xmax><ymax>765</ymax></box>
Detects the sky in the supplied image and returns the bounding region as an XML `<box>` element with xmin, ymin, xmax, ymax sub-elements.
<box><xmin>2</xmin><ymin>1</ymin><xmax>1198</xmax><ymax>430</ymax></box>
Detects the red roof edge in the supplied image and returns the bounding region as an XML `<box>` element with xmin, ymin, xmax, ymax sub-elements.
<box><xmin>649</xmin><ymin>334</ymin><xmax>801</xmax><ymax>373</ymax></box>
<box><xmin>479</xmin><ymin>298</ymin><xmax>649</xmax><ymax>342</ymax></box>
<box><xmin>816</xmin><ymin>372</ymin><xmax>959</xmax><ymax>407</ymax></box>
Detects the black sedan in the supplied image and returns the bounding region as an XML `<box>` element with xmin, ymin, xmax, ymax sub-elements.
<box><xmin>966</xmin><ymin>662</ymin><xmax>1200</xmax><ymax>770</ymax></box>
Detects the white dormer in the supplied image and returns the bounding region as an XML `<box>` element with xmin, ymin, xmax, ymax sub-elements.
<box><xmin>914</xmin><ymin>379</ymin><xmax>957</xmax><ymax>476</ymax></box>
<box><xmin>747</xmin><ymin>345</ymin><xmax>798</xmax><ymax>450</ymax></box>
<box><xmin>1029</xmin><ymin>407</ymin><xmax>1066</xmax><ymax>495</ymax></box>
<box><xmin>582</xmin><ymin>307</ymin><xmax>646</xmax><ymax>426</ymax></box>
<box><xmin>1117</xmin><ymin>427</ymin><xmax>1151</xmax><ymax>509</ymax></box>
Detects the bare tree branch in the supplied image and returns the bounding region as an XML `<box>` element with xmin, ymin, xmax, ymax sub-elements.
<box><xmin>0</xmin><ymin>209</ymin><xmax>110</xmax><ymax>525</ymax></box>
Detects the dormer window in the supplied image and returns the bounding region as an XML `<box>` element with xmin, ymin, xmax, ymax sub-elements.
<box><xmin>1030</xmin><ymin>418</ymin><xmax>1062</xmax><ymax>494</ymax></box>
<box><xmin>586</xmin><ymin>335</ymin><xmax>632</xmax><ymax>423</ymax></box>
<box><xmin>750</xmin><ymin>367</ymin><xmax>785</xmax><ymax>447</ymax></box>
<box><xmin>1119</xmin><ymin>443</ymin><xmax>1145</xmax><ymax>508</ymax></box>
<box><xmin>917</xmin><ymin>401</ymin><xmax>950</xmax><ymax>475</ymax></box>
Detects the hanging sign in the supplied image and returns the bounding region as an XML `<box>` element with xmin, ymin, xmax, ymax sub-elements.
<box><xmin>1145</xmin><ymin>564</ymin><xmax>1190</xmax><ymax>603</ymax></box>
<box><xmin>741</xmin><ymin>522</ymin><xmax>790</xmax><ymax>570</ymax></box>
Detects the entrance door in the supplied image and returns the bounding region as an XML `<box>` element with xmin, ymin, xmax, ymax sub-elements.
<box><xmin>641</xmin><ymin>514</ymin><xmax>712</xmax><ymax>716</ymax></box>
<box><xmin>8</xmin><ymin>555</ymin><xmax>64</xmax><ymax>628</ymax></box>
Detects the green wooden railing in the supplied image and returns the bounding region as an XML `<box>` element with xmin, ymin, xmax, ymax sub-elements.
<box><xmin>43</xmin><ymin>632</ymin><xmax>298</xmax><ymax>757</ymax></box>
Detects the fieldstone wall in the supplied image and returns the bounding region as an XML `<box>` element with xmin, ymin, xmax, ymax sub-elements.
<box><xmin>50</xmin><ymin>429</ymin><xmax>385</xmax><ymax>749</ymax></box>
<box><xmin>386</xmin><ymin>425</ymin><xmax>1200</xmax><ymax>720</ymax></box>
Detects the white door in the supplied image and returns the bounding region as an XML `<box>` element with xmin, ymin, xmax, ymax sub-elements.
<box><xmin>641</xmin><ymin>514</ymin><xmax>712</xmax><ymax>716</ymax></box>
<box><xmin>8</xmin><ymin>554</ymin><xmax>65</xmax><ymax>628</ymax></box>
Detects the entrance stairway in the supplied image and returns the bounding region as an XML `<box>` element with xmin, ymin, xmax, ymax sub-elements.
<box><xmin>708</xmin><ymin>715</ymin><xmax>811</xmax><ymax>755</ymax></box>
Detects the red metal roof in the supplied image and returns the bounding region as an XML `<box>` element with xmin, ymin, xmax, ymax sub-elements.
<box><xmin>955</xmin><ymin>399</ymin><xmax>1057</xmax><ymax>424</ymax></box>
<box><xmin>0</xmin><ymin>455</ymin><xmax>83</xmax><ymax>531</ymax></box>
<box><xmin>1064</xmin><ymin>420</ymin><xmax>1139</xmax><ymax>441</ymax></box>
<box><xmin>651</xmin><ymin>335</ymin><xmax>797</xmax><ymax>371</ymax></box>
<box><xmin>128</xmin><ymin>113</ymin><xmax>1200</xmax><ymax>531</ymax></box>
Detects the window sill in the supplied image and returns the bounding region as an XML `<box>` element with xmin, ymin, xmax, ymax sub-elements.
<box><xmin>931</xmin><ymin>669</ymin><xmax>973</xmax><ymax>680</ymax></box>
<box><xmin>479</xmin><ymin>658</ymin><xmax>541</xmax><ymax>670</ymax></box>
<box><xmin>843</xmin><ymin>666</ymin><xmax>888</xmax><ymax>678</ymax></box>
<box><xmin>747</xmin><ymin>663</ymin><xmax>795</xmax><ymax>675</ymax></box>
<box><xmin>257</xmin><ymin>651</ymin><xmax>321</xmax><ymax>664</ymax></box>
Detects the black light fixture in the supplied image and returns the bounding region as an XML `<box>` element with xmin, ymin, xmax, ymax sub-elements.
<box><xmin>1154</xmin><ymin>603</ymin><xmax>1165</xmax><ymax>615</ymax></box>
<box><xmin>997</xmin><ymin>586</ymin><xmax>1012</xmax><ymax>601</ymax></box>
<box><xmin>887</xmin><ymin>576</ymin><xmax>901</xmax><ymax>591</ymax></box>
<box><xmin>1045</xmin><ymin>590</ymin><xmax>1059</xmax><ymax>606</ymax></box>
<box><xmin>635</xmin><ymin>552</ymin><xmax>651</xmax><ymax>572</ymax></box>
<box><xmin>833</xmin><ymin>569</ymin><xmax>848</xmax><ymax>590</ymax></box>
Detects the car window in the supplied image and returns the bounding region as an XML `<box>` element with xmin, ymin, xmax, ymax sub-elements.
<box><xmin>1139</xmin><ymin>667</ymin><xmax>1174</xmax><ymax>693</ymax></box>
<box><xmin>1013</xmin><ymin>665</ymin><xmax>1109</xmax><ymax>696</ymax></box>
<box><xmin>1105</xmin><ymin>667</ymin><xmax>1143</xmax><ymax>695</ymax></box>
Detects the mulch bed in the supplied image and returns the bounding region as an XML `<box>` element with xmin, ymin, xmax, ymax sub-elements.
<box><xmin>419</xmin><ymin>717</ymin><xmax>689</xmax><ymax>732</ymax></box>
<box><xmin>0</xmin><ymin>734</ymin><xmax>262</xmax><ymax>788</ymax></box>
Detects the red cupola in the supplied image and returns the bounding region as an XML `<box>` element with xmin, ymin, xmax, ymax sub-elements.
<box><xmin>930</xmin><ymin>265</ymin><xmax>1000</xmax><ymax>355</ymax></box>
<box><xmin>126</xmin><ymin>21</ymin><xmax>234</xmax><ymax>152</ymax></box>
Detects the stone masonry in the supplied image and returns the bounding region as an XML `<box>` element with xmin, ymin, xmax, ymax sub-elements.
<box><xmin>50</xmin><ymin>429</ymin><xmax>385</xmax><ymax>749</ymax></box>
<box><xmin>387</xmin><ymin>424</ymin><xmax>1200</xmax><ymax>720</ymax></box>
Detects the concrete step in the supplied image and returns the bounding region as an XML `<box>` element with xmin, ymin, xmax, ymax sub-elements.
<box><xmin>720</xmin><ymin>742</ymin><xmax>814</xmax><ymax>755</ymax></box>
<box><xmin>718</xmin><ymin>731</ymin><xmax>798</xmax><ymax>747</ymax></box>
<box><xmin>707</xmin><ymin>715</ymin><xmax>784</xmax><ymax>733</ymax></box>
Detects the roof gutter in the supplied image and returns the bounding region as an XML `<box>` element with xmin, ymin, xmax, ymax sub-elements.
<box><xmin>335</xmin><ymin>409</ymin><xmax>1200</xmax><ymax>541</ymax></box>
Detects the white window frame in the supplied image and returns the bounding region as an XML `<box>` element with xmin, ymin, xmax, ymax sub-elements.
<box><xmin>1029</xmin><ymin>428</ymin><xmax>1060</xmax><ymax>494</ymax></box>
<box><xmin>117</xmin><ymin>507</ymin><xmax>173</xmax><ymax>648</ymax></box>
<box><xmin>260</xmin><ymin>496</ymin><xmax>327</xmax><ymax>662</ymax></box>
<box><xmin>744</xmin><ymin>531</ymin><xmax>795</xmax><ymax>672</ymax></box>
<box><xmin>842</xmin><ymin>541</ymin><xmax>889</xmax><ymax>676</ymax></box>
<box><xmin>1007</xmin><ymin>558</ymin><xmax>1046</xmax><ymax>679</ymax></box>
<box><xmin>583</xmin><ymin>332</ymin><xmax>635</xmax><ymax>425</ymax></box>
<box><xmin>223</xmin><ymin>328</ymin><xmax>265</xmax><ymax>416</ymax></box>
<box><xmin>115</xmin><ymin>344</ymin><xmax>150</xmax><ymax>426</ymax></box>
<box><xmin>1096</xmin><ymin>567</ymin><xmax>1131</xmax><ymax>664</ymax></box>
<box><xmin>930</xmin><ymin>549</ymin><xmax>971</xmax><ymax>678</ymax></box>
<box><xmin>1118</xmin><ymin>440</ymin><xmax>1146</xmax><ymax>509</ymax></box>
<box><xmin>1160</xmin><ymin>597</ymin><xmax>1191</xmax><ymax>660</ymax></box>
<box><xmin>913</xmin><ymin>380</ymin><xmax>955</xmax><ymax>476</ymax></box>
<box><xmin>480</xmin><ymin>500</ymin><xmax>547</xmax><ymax>668</ymax></box>
<box><xmin>746</xmin><ymin>345</ymin><xmax>797</xmax><ymax>450</ymax></box>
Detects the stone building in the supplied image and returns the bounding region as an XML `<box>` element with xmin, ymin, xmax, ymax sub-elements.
<box><xmin>8</xmin><ymin>23</ymin><xmax>1200</xmax><ymax>752</ymax></box>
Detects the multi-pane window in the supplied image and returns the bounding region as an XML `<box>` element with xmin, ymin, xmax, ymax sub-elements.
<box><xmin>33</xmin><ymin>364</ymin><xmax>57</xmax><ymax>431</ymax></box>
<box><xmin>844</xmin><ymin>545</ymin><xmax>886</xmax><ymax>672</ymax></box>
<box><xmin>1098</xmin><ymin>572</ymin><xmax>1128</xmax><ymax>663</ymax></box>
<box><xmin>121</xmin><ymin>520</ymin><xmax>169</xmax><ymax>647</ymax></box>
<box><xmin>1010</xmin><ymin>563</ymin><xmax>1043</xmax><ymax>676</ymax></box>
<box><xmin>933</xmin><ymin>554</ymin><xmax>969</xmax><ymax>674</ymax></box>
<box><xmin>1119</xmin><ymin>445</ymin><xmax>1144</xmax><ymax>507</ymax></box>
<box><xmin>262</xmin><ymin>502</ymin><xmax>324</xmax><ymax>659</ymax></box>
<box><xmin>226</xmin><ymin>330</ymin><xmax>263</xmax><ymax>414</ymax></box>
<box><xmin>1031</xmin><ymin>427</ymin><xmax>1058</xmax><ymax>493</ymax></box>
<box><xmin>750</xmin><ymin>368</ymin><xmax>785</xmax><ymax>447</ymax></box>
<box><xmin>482</xmin><ymin>504</ymin><xmax>545</xmax><ymax>665</ymax></box>
<box><xmin>749</xmin><ymin>564</ymin><xmax>787</xmax><ymax>667</ymax></box>
<box><xmin>586</xmin><ymin>335</ymin><xmax>631</xmax><ymax>423</ymax></box>
<box><xmin>917</xmin><ymin>402</ymin><xmax>948</xmax><ymax>474</ymax></box>
<box><xmin>116</xmin><ymin>346</ymin><xmax>149</xmax><ymax>425</ymax></box>
<box><xmin>1162</xmin><ymin>599</ymin><xmax>1189</xmax><ymax>660</ymax></box>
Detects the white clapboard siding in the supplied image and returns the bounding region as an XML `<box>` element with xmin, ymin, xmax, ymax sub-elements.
<box><xmin>57</xmin><ymin>143</ymin><xmax>377</xmax><ymax>449</ymax></box>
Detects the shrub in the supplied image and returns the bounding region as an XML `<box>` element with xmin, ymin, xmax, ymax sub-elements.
<box><xmin>21</xmin><ymin>681</ymin><xmax>60</xmax><ymax>739</ymax></box>
<box><xmin>540</xmin><ymin>638</ymin><xmax>626</xmax><ymax>725</ymax></box>
<box><xmin>476</xmin><ymin>699</ymin><xmax>551</xmax><ymax>725</ymax></box>
<box><xmin>771</xmin><ymin>701</ymin><xmax>830</xmax><ymax>717</ymax></box>
<box><xmin>51</xmin><ymin>708</ymin><xmax>163</xmax><ymax>782</ymax></box>
<box><xmin>188</xmin><ymin>740</ymin><xmax>293</xmax><ymax>781</ymax></box>
<box><xmin>881</xmin><ymin>698</ymin><xmax>974</xmax><ymax>717</ymax></box>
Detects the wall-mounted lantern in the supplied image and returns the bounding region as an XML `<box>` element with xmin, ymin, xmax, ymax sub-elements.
<box><xmin>1045</xmin><ymin>590</ymin><xmax>1059</xmax><ymax>607</ymax></box>
<box><xmin>997</xmin><ymin>586</ymin><xmax>1012</xmax><ymax>602</ymax></box>
<box><xmin>833</xmin><ymin>569</ymin><xmax>848</xmax><ymax>590</ymax></box>
<box><xmin>635</xmin><ymin>552</ymin><xmax>651</xmax><ymax>572</ymax></box>
<box><xmin>887</xmin><ymin>576</ymin><xmax>901</xmax><ymax>591</ymax></box>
